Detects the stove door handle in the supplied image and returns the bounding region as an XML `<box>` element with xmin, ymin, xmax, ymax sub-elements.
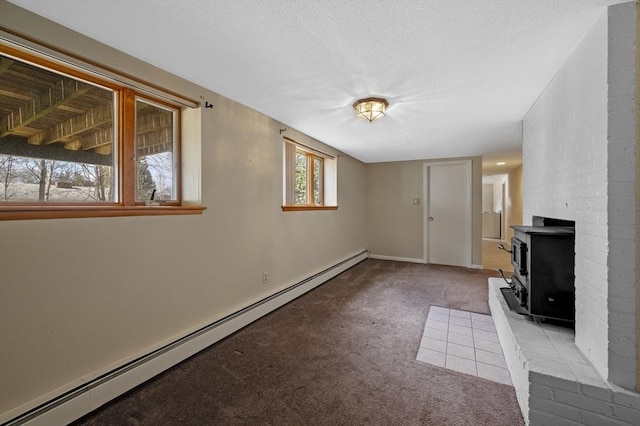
<box><xmin>498</xmin><ymin>244</ymin><xmax>512</xmax><ymax>254</ymax></box>
<box><xmin>497</xmin><ymin>268</ymin><xmax>513</xmax><ymax>288</ymax></box>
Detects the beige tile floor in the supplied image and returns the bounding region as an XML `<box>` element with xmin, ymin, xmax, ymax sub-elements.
<box><xmin>416</xmin><ymin>306</ymin><xmax>513</xmax><ymax>386</ymax></box>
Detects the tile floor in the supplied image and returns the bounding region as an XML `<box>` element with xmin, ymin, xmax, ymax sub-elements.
<box><xmin>416</xmin><ymin>305</ymin><xmax>513</xmax><ymax>386</ymax></box>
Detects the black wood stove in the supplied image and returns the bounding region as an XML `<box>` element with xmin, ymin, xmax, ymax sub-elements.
<box><xmin>500</xmin><ymin>219</ymin><xmax>575</xmax><ymax>323</ymax></box>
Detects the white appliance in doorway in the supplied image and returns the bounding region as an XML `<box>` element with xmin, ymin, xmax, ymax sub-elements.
<box><xmin>423</xmin><ymin>160</ymin><xmax>472</xmax><ymax>267</ymax></box>
<box><xmin>482</xmin><ymin>212</ymin><xmax>501</xmax><ymax>239</ymax></box>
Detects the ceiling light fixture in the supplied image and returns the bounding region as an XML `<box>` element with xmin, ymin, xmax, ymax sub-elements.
<box><xmin>353</xmin><ymin>97</ymin><xmax>388</xmax><ymax>123</ymax></box>
<box><xmin>496</xmin><ymin>162</ymin><xmax>506</xmax><ymax>165</ymax></box>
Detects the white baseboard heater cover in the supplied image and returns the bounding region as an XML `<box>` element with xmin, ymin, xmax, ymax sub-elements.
<box><xmin>3</xmin><ymin>250</ymin><xmax>368</xmax><ymax>426</ymax></box>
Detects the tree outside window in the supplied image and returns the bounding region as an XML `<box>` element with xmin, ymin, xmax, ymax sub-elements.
<box><xmin>293</xmin><ymin>149</ymin><xmax>323</xmax><ymax>206</ymax></box>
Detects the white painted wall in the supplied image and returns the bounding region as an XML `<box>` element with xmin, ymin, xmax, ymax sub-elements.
<box><xmin>606</xmin><ymin>2</ymin><xmax>637</xmax><ymax>389</ymax></box>
<box><xmin>492</xmin><ymin>179</ymin><xmax>504</xmax><ymax>214</ymax></box>
<box><xmin>523</xmin><ymin>2</ymin><xmax>637</xmax><ymax>390</ymax></box>
<box><xmin>0</xmin><ymin>3</ymin><xmax>368</xmax><ymax>419</ymax></box>
<box><xmin>482</xmin><ymin>184</ymin><xmax>494</xmax><ymax>212</ymax></box>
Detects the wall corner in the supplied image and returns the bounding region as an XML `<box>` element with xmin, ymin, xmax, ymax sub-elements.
<box><xmin>606</xmin><ymin>0</ymin><xmax>638</xmax><ymax>390</ymax></box>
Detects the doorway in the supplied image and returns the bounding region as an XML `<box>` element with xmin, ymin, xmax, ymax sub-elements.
<box><xmin>482</xmin><ymin>174</ymin><xmax>507</xmax><ymax>240</ymax></box>
<box><xmin>423</xmin><ymin>160</ymin><xmax>472</xmax><ymax>267</ymax></box>
<box><xmin>501</xmin><ymin>181</ymin><xmax>507</xmax><ymax>240</ymax></box>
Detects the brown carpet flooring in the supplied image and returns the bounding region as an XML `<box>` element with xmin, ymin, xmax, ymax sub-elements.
<box><xmin>72</xmin><ymin>259</ymin><xmax>524</xmax><ymax>426</ymax></box>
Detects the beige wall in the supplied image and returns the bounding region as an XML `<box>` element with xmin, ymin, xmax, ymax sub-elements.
<box><xmin>505</xmin><ymin>165</ymin><xmax>523</xmax><ymax>241</ymax></box>
<box><xmin>0</xmin><ymin>3</ymin><xmax>367</xmax><ymax>418</ymax></box>
<box><xmin>366</xmin><ymin>161</ymin><xmax>423</xmax><ymax>259</ymax></box>
<box><xmin>366</xmin><ymin>157</ymin><xmax>483</xmax><ymax>266</ymax></box>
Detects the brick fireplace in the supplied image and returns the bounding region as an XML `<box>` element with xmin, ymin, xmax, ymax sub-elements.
<box><xmin>492</xmin><ymin>2</ymin><xmax>639</xmax><ymax>424</ymax></box>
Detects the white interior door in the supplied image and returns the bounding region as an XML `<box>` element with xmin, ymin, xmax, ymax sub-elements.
<box><xmin>424</xmin><ymin>161</ymin><xmax>472</xmax><ymax>267</ymax></box>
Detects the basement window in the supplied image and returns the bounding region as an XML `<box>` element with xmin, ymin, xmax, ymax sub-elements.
<box><xmin>0</xmin><ymin>41</ymin><xmax>204</xmax><ymax>220</ymax></box>
<box><xmin>282</xmin><ymin>137</ymin><xmax>337</xmax><ymax>211</ymax></box>
<box><xmin>134</xmin><ymin>97</ymin><xmax>178</xmax><ymax>202</ymax></box>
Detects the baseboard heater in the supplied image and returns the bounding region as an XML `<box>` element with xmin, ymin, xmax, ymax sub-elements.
<box><xmin>3</xmin><ymin>250</ymin><xmax>368</xmax><ymax>426</ymax></box>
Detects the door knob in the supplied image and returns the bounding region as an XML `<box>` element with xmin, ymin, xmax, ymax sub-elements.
<box><xmin>427</xmin><ymin>217</ymin><xmax>434</xmax><ymax>221</ymax></box>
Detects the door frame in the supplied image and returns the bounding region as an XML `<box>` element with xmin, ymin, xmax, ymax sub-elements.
<box><xmin>422</xmin><ymin>159</ymin><xmax>473</xmax><ymax>267</ymax></box>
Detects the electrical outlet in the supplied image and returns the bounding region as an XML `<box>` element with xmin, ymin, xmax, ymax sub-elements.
<box><xmin>263</xmin><ymin>271</ymin><xmax>269</xmax><ymax>284</ymax></box>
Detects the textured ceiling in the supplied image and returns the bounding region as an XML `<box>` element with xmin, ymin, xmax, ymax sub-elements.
<box><xmin>8</xmin><ymin>0</ymin><xmax>628</xmax><ymax>167</ymax></box>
